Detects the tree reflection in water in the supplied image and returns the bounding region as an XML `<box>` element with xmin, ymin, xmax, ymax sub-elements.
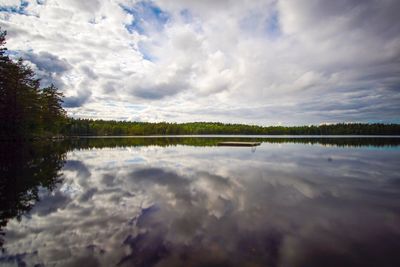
<box><xmin>0</xmin><ymin>137</ymin><xmax>399</xmax><ymax>266</ymax></box>
<box><xmin>0</xmin><ymin>141</ymin><xmax>67</xmax><ymax>250</ymax></box>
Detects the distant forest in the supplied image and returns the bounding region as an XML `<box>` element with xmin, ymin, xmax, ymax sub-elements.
<box><xmin>65</xmin><ymin>119</ymin><xmax>400</xmax><ymax>136</ymax></box>
<box><xmin>1</xmin><ymin>28</ymin><xmax>400</xmax><ymax>139</ymax></box>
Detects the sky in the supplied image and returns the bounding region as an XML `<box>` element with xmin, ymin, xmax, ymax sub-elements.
<box><xmin>0</xmin><ymin>0</ymin><xmax>399</xmax><ymax>125</ymax></box>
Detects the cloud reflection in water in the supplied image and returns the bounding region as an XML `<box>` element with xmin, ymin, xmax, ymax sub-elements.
<box><xmin>2</xmin><ymin>144</ymin><xmax>400</xmax><ymax>267</ymax></box>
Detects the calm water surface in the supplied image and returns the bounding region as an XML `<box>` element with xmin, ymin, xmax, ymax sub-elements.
<box><xmin>1</xmin><ymin>138</ymin><xmax>400</xmax><ymax>267</ymax></box>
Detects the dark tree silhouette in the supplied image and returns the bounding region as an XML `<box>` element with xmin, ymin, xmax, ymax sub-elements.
<box><xmin>0</xmin><ymin>141</ymin><xmax>67</xmax><ymax>250</ymax></box>
<box><xmin>64</xmin><ymin>119</ymin><xmax>400</xmax><ymax>136</ymax></box>
<box><xmin>41</xmin><ymin>84</ymin><xmax>66</xmax><ymax>134</ymax></box>
<box><xmin>1</xmin><ymin>27</ymin><xmax>399</xmax><ymax>139</ymax></box>
<box><xmin>0</xmin><ymin>28</ymin><xmax>66</xmax><ymax>139</ymax></box>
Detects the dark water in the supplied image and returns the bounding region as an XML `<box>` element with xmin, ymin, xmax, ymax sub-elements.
<box><xmin>1</xmin><ymin>137</ymin><xmax>400</xmax><ymax>267</ymax></box>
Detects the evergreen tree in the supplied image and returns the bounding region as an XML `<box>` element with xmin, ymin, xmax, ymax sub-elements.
<box><xmin>0</xmin><ymin>28</ymin><xmax>66</xmax><ymax>139</ymax></box>
<box><xmin>41</xmin><ymin>84</ymin><xmax>66</xmax><ymax>134</ymax></box>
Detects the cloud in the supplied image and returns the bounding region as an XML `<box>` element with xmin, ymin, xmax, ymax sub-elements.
<box><xmin>122</xmin><ymin>0</ymin><xmax>170</xmax><ymax>35</ymax></box>
<box><xmin>2</xmin><ymin>144</ymin><xmax>400</xmax><ymax>266</ymax></box>
<box><xmin>0</xmin><ymin>0</ymin><xmax>399</xmax><ymax>124</ymax></box>
<box><xmin>0</xmin><ymin>0</ymin><xmax>28</xmax><ymax>14</ymax></box>
<box><xmin>130</xmin><ymin>81</ymin><xmax>186</xmax><ymax>99</ymax></box>
<box><xmin>63</xmin><ymin>89</ymin><xmax>92</xmax><ymax>108</ymax></box>
<box><xmin>20</xmin><ymin>50</ymin><xmax>71</xmax><ymax>74</ymax></box>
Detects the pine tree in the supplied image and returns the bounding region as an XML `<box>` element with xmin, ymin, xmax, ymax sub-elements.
<box><xmin>0</xmin><ymin>28</ymin><xmax>67</xmax><ymax>139</ymax></box>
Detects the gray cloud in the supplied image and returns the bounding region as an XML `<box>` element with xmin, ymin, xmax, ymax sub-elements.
<box><xmin>131</xmin><ymin>81</ymin><xmax>187</xmax><ymax>100</ymax></box>
<box><xmin>1</xmin><ymin>0</ymin><xmax>399</xmax><ymax>123</ymax></box>
<box><xmin>80</xmin><ymin>65</ymin><xmax>98</xmax><ymax>80</ymax></box>
<box><xmin>11</xmin><ymin>50</ymin><xmax>72</xmax><ymax>88</ymax></box>
<box><xmin>63</xmin><ymin>89</ymin><xmax>92</xmax><ymax>108</ymax></box>
<box><xmin>19</xmin><ymin>50</ymin><xmax>72</xmax><ymax>74</ymax></box>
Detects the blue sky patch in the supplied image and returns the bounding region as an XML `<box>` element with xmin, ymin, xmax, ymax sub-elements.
<box><xmin>121</xmin><ymin>1</ymin><xmax>169</xmax><ymax>35</ymax></box>
<box><xmin>138</xmin><ymin>41</ymin><xmax>156</xmax><ymax>62</ymax></box>
<box><xmin>240</xmin><ymin>8</ymin><xmax>281</xmax><ymax>39</ymax></box>
<box><xmin>180</xmin><ymin>9</ymin><xmax>193</xmax><ymax>24</ymax></box>
<box><xmin>0</xmin><ymin>0</ymin><xmax>29</xmax><ymax>15</ymax></box>
<box><xmin>4</xmin><ymin>49</ymin><xmax>19</xmax><ymax>57</ymax></box>
<box><xmin>265</xmin><ymin>10</ymin><xmax>280</xmax><ymax>38</ymax></box>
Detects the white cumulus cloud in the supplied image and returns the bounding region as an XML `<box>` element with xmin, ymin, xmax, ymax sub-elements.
<box><xmin>1</xmin><ymin>0</ymin><xmax>399</xmax><ymax>124</ymax></box>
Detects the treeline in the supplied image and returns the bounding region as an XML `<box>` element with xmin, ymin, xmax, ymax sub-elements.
<box><xmin>1</xmin><ymin>27</ymin><xmax>400</xmax><ymax>139</ymax></box>
<box><xmin>65</xmin><ymin>137</ymin><xmax>400</xmax><ymax>150</ymax></box>
<box><xmin>65</xmin><ymin>119</ymin><xmax>400</xmax><ymax>136</ymax></box>
<box><xmin>0</xmin><ymin>28</ymin><xmax>66</xmax><ymax>140</ymax></box>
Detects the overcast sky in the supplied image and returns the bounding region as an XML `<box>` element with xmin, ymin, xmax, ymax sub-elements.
<box><xmin>1</xmin><ymin>0</ymin><xmax>399</xmax><ymax>125</ymax></box>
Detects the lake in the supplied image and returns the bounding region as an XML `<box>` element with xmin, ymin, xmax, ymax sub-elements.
<box><xmin>1</xmin><ymin>137</ymin><xmax>400</xmax><ymax>267</ymax></box>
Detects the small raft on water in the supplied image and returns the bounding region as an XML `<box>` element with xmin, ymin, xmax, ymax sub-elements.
<box><xmin>217</xmin><ymin>141</ymin><xmax>261</xmax><ymax>147</ymax></box>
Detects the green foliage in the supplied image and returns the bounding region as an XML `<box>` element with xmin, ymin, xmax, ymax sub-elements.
<box><xmin>0</xmin><ymin>28</ymin><xmax>66</xmax><ymax>139</ymax></box>
<box><xmin>40</xmin><ymin>84</ymin><xmax>67</xmax><ymax>134</ymax></box>
<box><xmin>1</xmin><ymin>28</ymin><xmax>399</xmax><ymax>138</ymax></box>
<box><xmin>64</xmin><ymin>119</ymin><xmax>400</xmax><ymax>136</ymax></box>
